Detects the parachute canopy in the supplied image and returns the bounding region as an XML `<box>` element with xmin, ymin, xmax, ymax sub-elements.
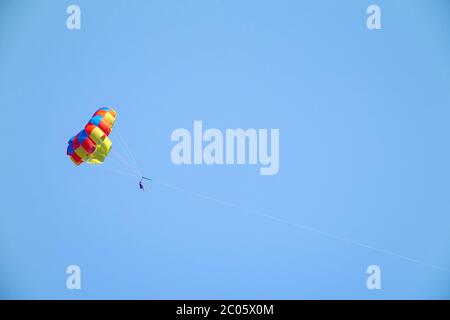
<box><xmin>67</xmin><ymin>107</ymin><xmax>117</xmax><ymax>166</ymax></box>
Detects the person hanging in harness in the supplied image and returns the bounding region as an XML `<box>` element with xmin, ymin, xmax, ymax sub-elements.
<box><xmin>139</xmin><ymin>177</ymin><xmax>152</xmax><ymax>191</ymax></box>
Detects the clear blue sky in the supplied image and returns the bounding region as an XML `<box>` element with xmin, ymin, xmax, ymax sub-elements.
<box><xmin>0</xmin><ymin>0</ymin><xmax>449</xmax><ymax>299</ymax></box>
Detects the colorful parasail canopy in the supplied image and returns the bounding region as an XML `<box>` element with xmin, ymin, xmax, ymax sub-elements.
<box><xmin>67</xmin><ymin>107</ymin><xmax>117</xmax><ymax>166</ymax></box>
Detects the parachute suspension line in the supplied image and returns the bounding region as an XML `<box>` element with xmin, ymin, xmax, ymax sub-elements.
<box><xmin>109</xmin><ymin>147</ymin><xmax>140</xmax><ymax>176</ymax></box>
<box><xmin>153</xmin><ymin>180</ymin><xmax>450</xmax><ymax>274</ymax></box>
<box><xmin>105</xmin><ymin>155</ymin><xmax>138</xmax><ymax>176</ymax></box>
<box><xmin>114</xmin><ymin>128</ymin><xmax>143</xmax><ymax>177</ymax></box>
<box><xmin>97</xmin><ymin>165</ymin><xmax>140</xmax><ymax>179</ymax></box>
<box><xmin>112</xmin><ymin>142</ymin><xmax>141</xmax><ymax>177</ymax></box>
<box><xmin>110</xmin><ymin>130</ymin><xmax>139</xmax><ymax>176</ymax></box>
